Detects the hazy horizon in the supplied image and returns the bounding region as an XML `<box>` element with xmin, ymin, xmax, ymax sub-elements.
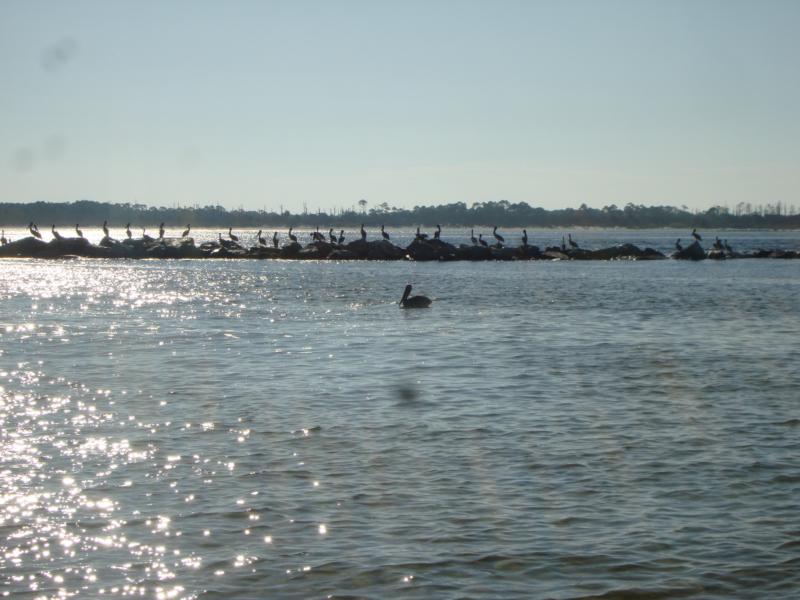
<box><xmin>3</xmin><ymin>0</ymin><xmax>800</xmax><ymax>213</ymax></box>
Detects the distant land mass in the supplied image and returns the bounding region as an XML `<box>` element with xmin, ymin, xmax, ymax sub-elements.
<box><xmin>1</xmin><ymin>200</ymin><xmax>799</xmax><ymax>229</ymax></box>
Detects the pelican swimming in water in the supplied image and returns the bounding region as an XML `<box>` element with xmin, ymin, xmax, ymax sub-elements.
<box><xmin>288</xmin><ymin>227</ymin><xmax>298</xmax><ymax>243</ymax></box>
<box><xmin>433</xmin><ymin>224</ymin><xmax>441</xmax><ymax>240</ymax></box>
<box><xmin>75</xmin><ymin>224</ymin><xmax>84</xmax><ymax>238</ymax></box>
<box><xmin>338</xmin><ymin>230</ymin><xmax>345</xmax><ymax>244</ymax></box>
<box><xmin>493</xmin><ymin>226</ymin><xmax>505</xmax><ymax>245</ymax></box>
<box><xmin>182</xmin><ymin>224</ymin><xmax>191</xmax><ymax>238</ymax></box>
<box><xmin>102</xmin><ymin>220</ymin><xmax>109</xmax><ymax>237</ymax></box>
<box><xmin>675</xmin><ymin>238</ymin><xmax>683</xmax><ymax>251</ymax></box>
<box><xmin>521</xmin><ymin>229</ymin><xmax>528</xmax><ymax>247</ymax></box>
<box><xmin>51</xmin><ymin>224</ymin><xmax>64</xmax><ymax>241</ymax></box>
<box><xmin>568</xmin><ymin>233</ymin><xmax>579</xmax><ymax>249</ymax></box>
<box><xmin>125</xmin><ymin>223</ymin><xmax>132</xmax><ymax>239</ymax></box>
<box><xmin>381</xmin><ymin>225</ymin><xmax>390</xmax><ymax>241</ymax></box>
<box><xmin>272</xmin><ymin>231</ymin><xmax>279</xmax><ymax>248</ymax></box>
<box><xmin>29</xmin><ymin>222</ymin><xmax>42</xmax><ymax>239</ymax></box>
<box><xmin>257</xmin><ymin>229</ymin><xmax>267</xmax><ymax>246</ymax></box>
<box><xmin>478</xmin><ymin>234</ymin><xmax>488</xmax><ymax>247</ymax></box>
<box><xmin>158</xmin><ymin>222</ymin><xmax>165</xmax><ymax>239</ymax></box>
<box><xmin>471</xmin><ymin>229</ymin><xmax>478</xmax><ymax>245</ymax></box>
<box><xmin>228</xmin><ymin>227</ymin><xmax>239</xmax><ymax>242</ymax></box>
<box><xmin>691</xmin><ymin>228</ymin><xmax>702</xmax><ymax>242</ymax></box>
<box><xmin>360</xmin><ymin>224</ymin><xmax>367</xmax><ymax>241</ymax></box>
<box><xmin>399</xmin><ymin>284</ymin><xmax>431</xmax><ymax>309</ymax></box>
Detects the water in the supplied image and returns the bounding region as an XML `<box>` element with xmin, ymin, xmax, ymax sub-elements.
<box><xmin>2</xmin><ymin>233</ymin><xmax>800</xmax><ymax>599</ymax></box>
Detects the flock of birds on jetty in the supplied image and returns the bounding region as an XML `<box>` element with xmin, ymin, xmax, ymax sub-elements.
<box><xmin>1</xmin><ymin>221</ymin><xmax>797</xmax><ymax>262</ymax></box>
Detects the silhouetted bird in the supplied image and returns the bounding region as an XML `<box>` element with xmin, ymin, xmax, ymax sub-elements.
<box><xmin>381</xmin><ymin>225</ymin><xmax>390</xmax><ymax>241</ymax></box>
<box><xmin>329</xmin><ymin>228</ymin><xmax>337</xmax><ymax>244</ymax></box>
<box><xmin>675</xmin><ymin>238</ymin><xmax>683</xmax><ymax>251</ymax></box>
<box><xmin>338</xmin><ymin>230</ymin><xmax>345</xmax><ymax>244</ymax></box>
<box><xmin>125</xmin><ymin>223</ymin><xmax>132</xmax><ymax>239</ymax></box>
<box><xmin>273</xmin><ymin>232</ymin><xmax>279</xmax><ymax>248</ymax></box>
<box><xmin>228</xmin><ymin>228</ymin><xmax>239</xmax><ymax>242</ymax></box>
<box><xmin>51</xmin><ymin>225</ymin><xmax>64</xmax><ymax>241</ymax></box>
<box><xmin>142</xmin><ymin>228</ymin><xmax>154</xmax><ymax>242</ymax></box>
<box><xmin>568</xmin><ymin>234</ymin><xmax>579</xmax><ymax>249</ymax></box>
<box><xmin>724</xmin><ymin>239</ymin><xmax>733</xmax><ymax>253</ymax></box>
<box><xmin>158</xmin><ymin>222</ymin><xmax>165</xmax><ymax>239</ymax></box>
<box><xmin>561</xmin><ymin>236</ymin><xmax>566</xmax><ymax>251</ymax></box>
<box><xmin>493</xmin><ymin>226</ymin><xmax>505</xmax><ymax>244</ymax></box>
<box><xmin>470</xmin><ymin>229</ymin><xmax>478</xmax><ymax>245</ymax></box>
<box><xmin>521</xmin><ymin>229</ymin><xmax>528</xmax><ymax>247</ymax></box>
<box><xmin>415</xmin><ymin>227</ymin><xmax>428</xmax><ymax>241</ymax></box>
<box><xmin>29</xmin><ymin>222</ymin><xmax>42</xmax><ymax>239</ymax></box>
<box><xmin>288</xmin><ymin>227</ymin><xmax>298</xmax><ymax>243</ymax></box>
<box><xmin>182</xmin><ymin>224</ymin><xmax>191</xmax><ymax>238</ymax></box>
<box><xmin>713</xmin><ymin>236</ymin><xmax>723</xmax><ymax>250</ymax></box>
<box><xmin>478</xmin><ymin>234</ymin><xmax>488</xmax><ymax>247</ymax></box>
<box><xmin>399</xmin><ymin>284</ymin><xmax>432</xmax><ymax>309</ymax></box>
<box><xmin>434</xmin><ymin>224</ymin><xmax>441</xmax><ymax>240</ymax></box>
<box><xmin>75</xmin><ymin>224</ymin><xmax>84</xmax><ymax>238</ymax></box>
<box><xmin>257</xmin><ymin>230</ymin><xmax>267</xmax><ymax>246</ymax></box>
<box><xmin>102</xmin><ymin>220</ymin><xmax>109</xmax><ymax>237</ymax></box>
<box><xmin>0</xmin><ymin>230</ymin><xmax>6</xmax><ymax>245</ymax></box>
<box><xmin>691</xmin><ymin>228</ymin><xmax>702</xmax><ymax>242</ymax></box>
<box><xmin>360</xmin><ymin>224</ymin><xmax>367</xmax><ymax>241</ymax></box>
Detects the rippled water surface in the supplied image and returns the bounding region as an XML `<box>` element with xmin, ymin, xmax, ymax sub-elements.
<box><xmin>2</xmin><ymin>244</ymin><xmax>800</xmax><ymax>599</ymax></box>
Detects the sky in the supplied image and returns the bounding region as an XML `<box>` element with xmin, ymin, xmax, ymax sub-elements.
<box><xmin>2</xmin><ymin>0</ymin><xmax>799</xmax><ymax>213</ymax></box>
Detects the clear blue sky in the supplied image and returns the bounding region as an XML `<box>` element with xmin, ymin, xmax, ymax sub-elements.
<box><xmin>2</xmin><ymin>0</ymin><xmax>799</xmax><ymax>212</ymax></box>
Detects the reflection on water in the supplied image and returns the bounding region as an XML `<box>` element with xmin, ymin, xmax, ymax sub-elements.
<box><xmin>1</xmin><ymin>255</ymin><xmax>799</xmax><ymax>598</ymax></box>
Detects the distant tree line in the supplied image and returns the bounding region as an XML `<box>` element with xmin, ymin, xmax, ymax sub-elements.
<box><xmin>1</xmin><ymin>199</ymin><xmax>799</xmax><ymax>229</ymax></box>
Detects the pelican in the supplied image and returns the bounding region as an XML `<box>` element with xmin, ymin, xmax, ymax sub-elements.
<box><xmin>561</xmin><ymin>236</ymin><xmax>566</xmax><ymax>251</ymax></box>
<box><xmin>29</xmin><ymin>222</ymin><xmax>42</xmax><ymax>239</ymax></box>
<box><xmin>228</xmin><ymin>227</ymin><xmax>239</xmax><ymax>242</ymax></box>
<box><xmin>329</xmin><ymin>228</ymin><xmax>337</xmax><ymax>244</ymax></box>
<box><xmin>338</xmin><ymin>230</ymin><xmax>345</xmax><ymax>244</ymax></box>
<box><xmin>142</xmin><ymin>228</ymin><xmax>154</xmax><ymax>242</ymax></box>
<box><xmin>691</xmin><ymin>228</ymin><xmax>702</xmax><ymax>242</ymax></box>
<box><xmin>158</xmin><ymin>222</ymin><xmax>165</xmax><ymax>239</ymax></box>
<box><xmin>75</xmin><ymin>224</ymin><xmax>84</xmax><ymax>238</ymax></box>
<box><xmin>399</xmin><ymin>284</ymin><xmax>431</xmax><ymax>309</ymax></box>
<box><xmin>272</xmin><ymin>231</ymin><xmax>279</xmax><ymax>248</ymax></box>
<box><xmin>568</xmin><ymin>234</ymin><xmax>579</xmax><ymax>249</ymax></box>
<box><xmin>288</xmin><ymin>227</ymin><xmax>298</xmax><ymax>243</ymax></box>
<box><xmin>478</xmin><ymin>234</ymin><xmax>488</xmax><ymax>247</ymax></box>
<box><xmin>675</xmin><ymin>238</ymin><xmax>683</xmax><ymax>251</ymax></box>
<box><xmin>713</xmin><ymin>236</ymin><xmax>723</xmax><ymax>250</ymax></box>
<box><xmin>724</xmin><ymin>239</ymin><xmax>733</xmax><ymax>253</ymax></box>
<box><xmin>182</xmin><ymin>224</ymin><xmax>191</xmax><ymax>238</ymax></box>
<box><xmin>102</xmin><ymin>220</ymin><xmax>109</xmax><ymax>237</ymax></box>
<box><xmin>125</xmin><ymin>223</ymin><xmax>132</xmax><ymax>239</ymax></box>
<box><xmin>381</xmin><ymin>225</ymin><xmax>390</xmax><ymax>241</ymax></box>
<box><xmin>415</xmin><ymin>227</ymin><xmax>428</xmax><ymax>241</ymax></box>
<box><xmin>360</xmin><ymin>223</ymin><xmax>367</xmax><ymax>241</ymax></box>
<box><xmin>433</xmin><ymin>224</ymin><xmax>441</xmax><ymax>240</ymax></box>
<box><xmin>51</xmin><ymin>224</ymin><xmax>64</xmax><ymax>241</ymax></box>
<box><xmin>470</xmin><ymin>229</ymin><xmax>478</xmax><ymax>245</ymax></box>
<box><xmin>257</xmin><ymin>229</ymin><xmax>267</xmax><ymax>245</ymax></box>
<box><xmin>493</xmin><ymin>226</ymin><xmax>505</xmax><ymax>244</ymax></box>
<box><xmin>0</xmin><ymin>230</ymin><xmax>6</xmax><ymax>245</ymax></box>
<box><xmin>521</xmin><ymin>229</ymin><xmax>528</xmax><ymax>247</ymax></box>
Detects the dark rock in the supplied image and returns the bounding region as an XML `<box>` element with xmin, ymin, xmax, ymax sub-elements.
<box><xmin>328</xmin><ymin>249</ymin><xmax>358</xmax><ymax>260</ymax></box>
<box><xmin>0</xmin><ymin>236</ymin><xmax>50</xmax><ymax>257</ymax></box>
<box><xmin>673</xmin><ymin>240</ymin><xmax>706</xmax><ymax>261</ymax></box>
<box><xmin>280</xmin><ymin>242</ymin><xmax>303</xmax><ymax>258</ymax></box>
<box><xmin>456</xmin><ymin>244</ymin><xmax>493</xmax><ymax>261</ymax></box>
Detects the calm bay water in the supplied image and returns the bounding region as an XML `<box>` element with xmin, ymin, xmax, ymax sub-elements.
<box><xmin>2</xmin><ymin>230</ymin><xmax>800</xmax><ymax>599</ymax></box>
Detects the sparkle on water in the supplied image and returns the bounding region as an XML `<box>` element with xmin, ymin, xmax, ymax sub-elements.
<box><xmin>1</xmin><ymin>229</ymin><xmax>799</xmax><ymax>599</ymax></box>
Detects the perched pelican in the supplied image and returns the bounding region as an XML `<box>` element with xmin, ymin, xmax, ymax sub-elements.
<box><xmin>493</xmin><ymin>226</ymin><xmax>505</xmax><ymax>244</ymax></box>
<box><xmin>478</xmin><ymin>234</ymin><xmax>488</xmax><ymax>247</ymax></box>
<box><xmin>433</xmin><ymin>224</ymin><xmax>441</xmax><ymax>240</ymax></box>
<box><xmin>102</xmin><ymin>220</ymin><xmax>109</xmax><ymax>237</ymax></box>
<box><xmin>338</xmin><ymin>230</ymin><xmax>345</xmax><ymax>244</ymax></box>
<box><xmin>272</xmin><ymin>231</ymin><xmax>279</xmax><ymax>248</ymax></box>
<box><xmin>360</xmin><ymin>223</ymin><xmax>367</xmax><ymax>241</ymax></box>
<box><xmin>329</xmin><ymin>228</ymin><xmax>337</xmax><ymax>244</ymax></box>
<box><xmin>228</xmin><ymin>227</ymin><xmax>239</xmax><ymax>242</ymax></box>
<box><xmin>724</xmin><ymin>239</ymin><xmax>733</xmax><ymax>253</ymax></box>
<box><xmin>568</xmin><ymin>233</ymin><xmax>579</xmax><ymax>249</ymax></box>
<box><xmin>51</xmin><ymin>224</ymin><xmax>64</xmax><ymax>241</ymax></box>
<box><xmin>561</xmin><ymin>236</ymin><xmax>566</xmax><ymax>251</ymax></box>
<box><xmin>158</xmin><ymin>222</ymin><xmax>165</xmax><ymax>239</ymax></box>
<box><xmin>288</xmin><ymin>227</ymin><xmax>298</xmax><ymax>243</ymax></box>
<box><xmin>470</xmin><ymin>229</ymin><xmax>478</xmax><ymax>245</ymax></box>
<box><xmin>521</xmin><ymin>229</ymin><xmax>528</xmax><ymax>247</ymax></box>
<box><xmin>29</xmin><ymin>222</ymin><xmax>42</xmax><ymax>239</ymax></box>
<box><xmin>257</xmin><ymin>229</ymin><xmax>267</xmax><ymax>246</ymax></box>
<box><xmin>675</xmin><ymin>238</ymin><xmax>683</xmax><ymax>251</ymax></box>
<box><xmin>75</xmin><ymin>224</ymin><xmax>84</xmax><ymax>238</ymax></box>
<box><xmin>381</xmin><ymin>225</ymin><xmax>390</xmax><ymax>241</ymax></box>
<box><xmin>0</xmin><ymin>230</ymin><xmax>6</xmax><ymax>245</ymax></box>
<box><xmin>691</xmin><ymin>228</ymin><xmax>702</xmax><ymax>242</ymax></box>
<box><xmin>415</xmin><ymin>227</ymin><xmax>428</xmax><ymax>241</ymax></box>
<box><xmin>399</xmin><ymin>284</ymin><xmax>431</xmax><ymax>309</ymax></box>
<box><xmin>125</xmin><ymin>223</ymin><xmax>132</xmax><ymax>239</ymax></box>
<box><xmin>713</xmin><ymin>236</ymin><xmax>723</xmax><ymax>250</ymax></box>
<box><xmin>142</xmin><ymin>228</ymin><xmax>154</xmax><ymax>242</ymax></box>
<box><xmin>182</xmin><ymin>224</ymin><xmax>191</xmax><ymax>238</ymax></box>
